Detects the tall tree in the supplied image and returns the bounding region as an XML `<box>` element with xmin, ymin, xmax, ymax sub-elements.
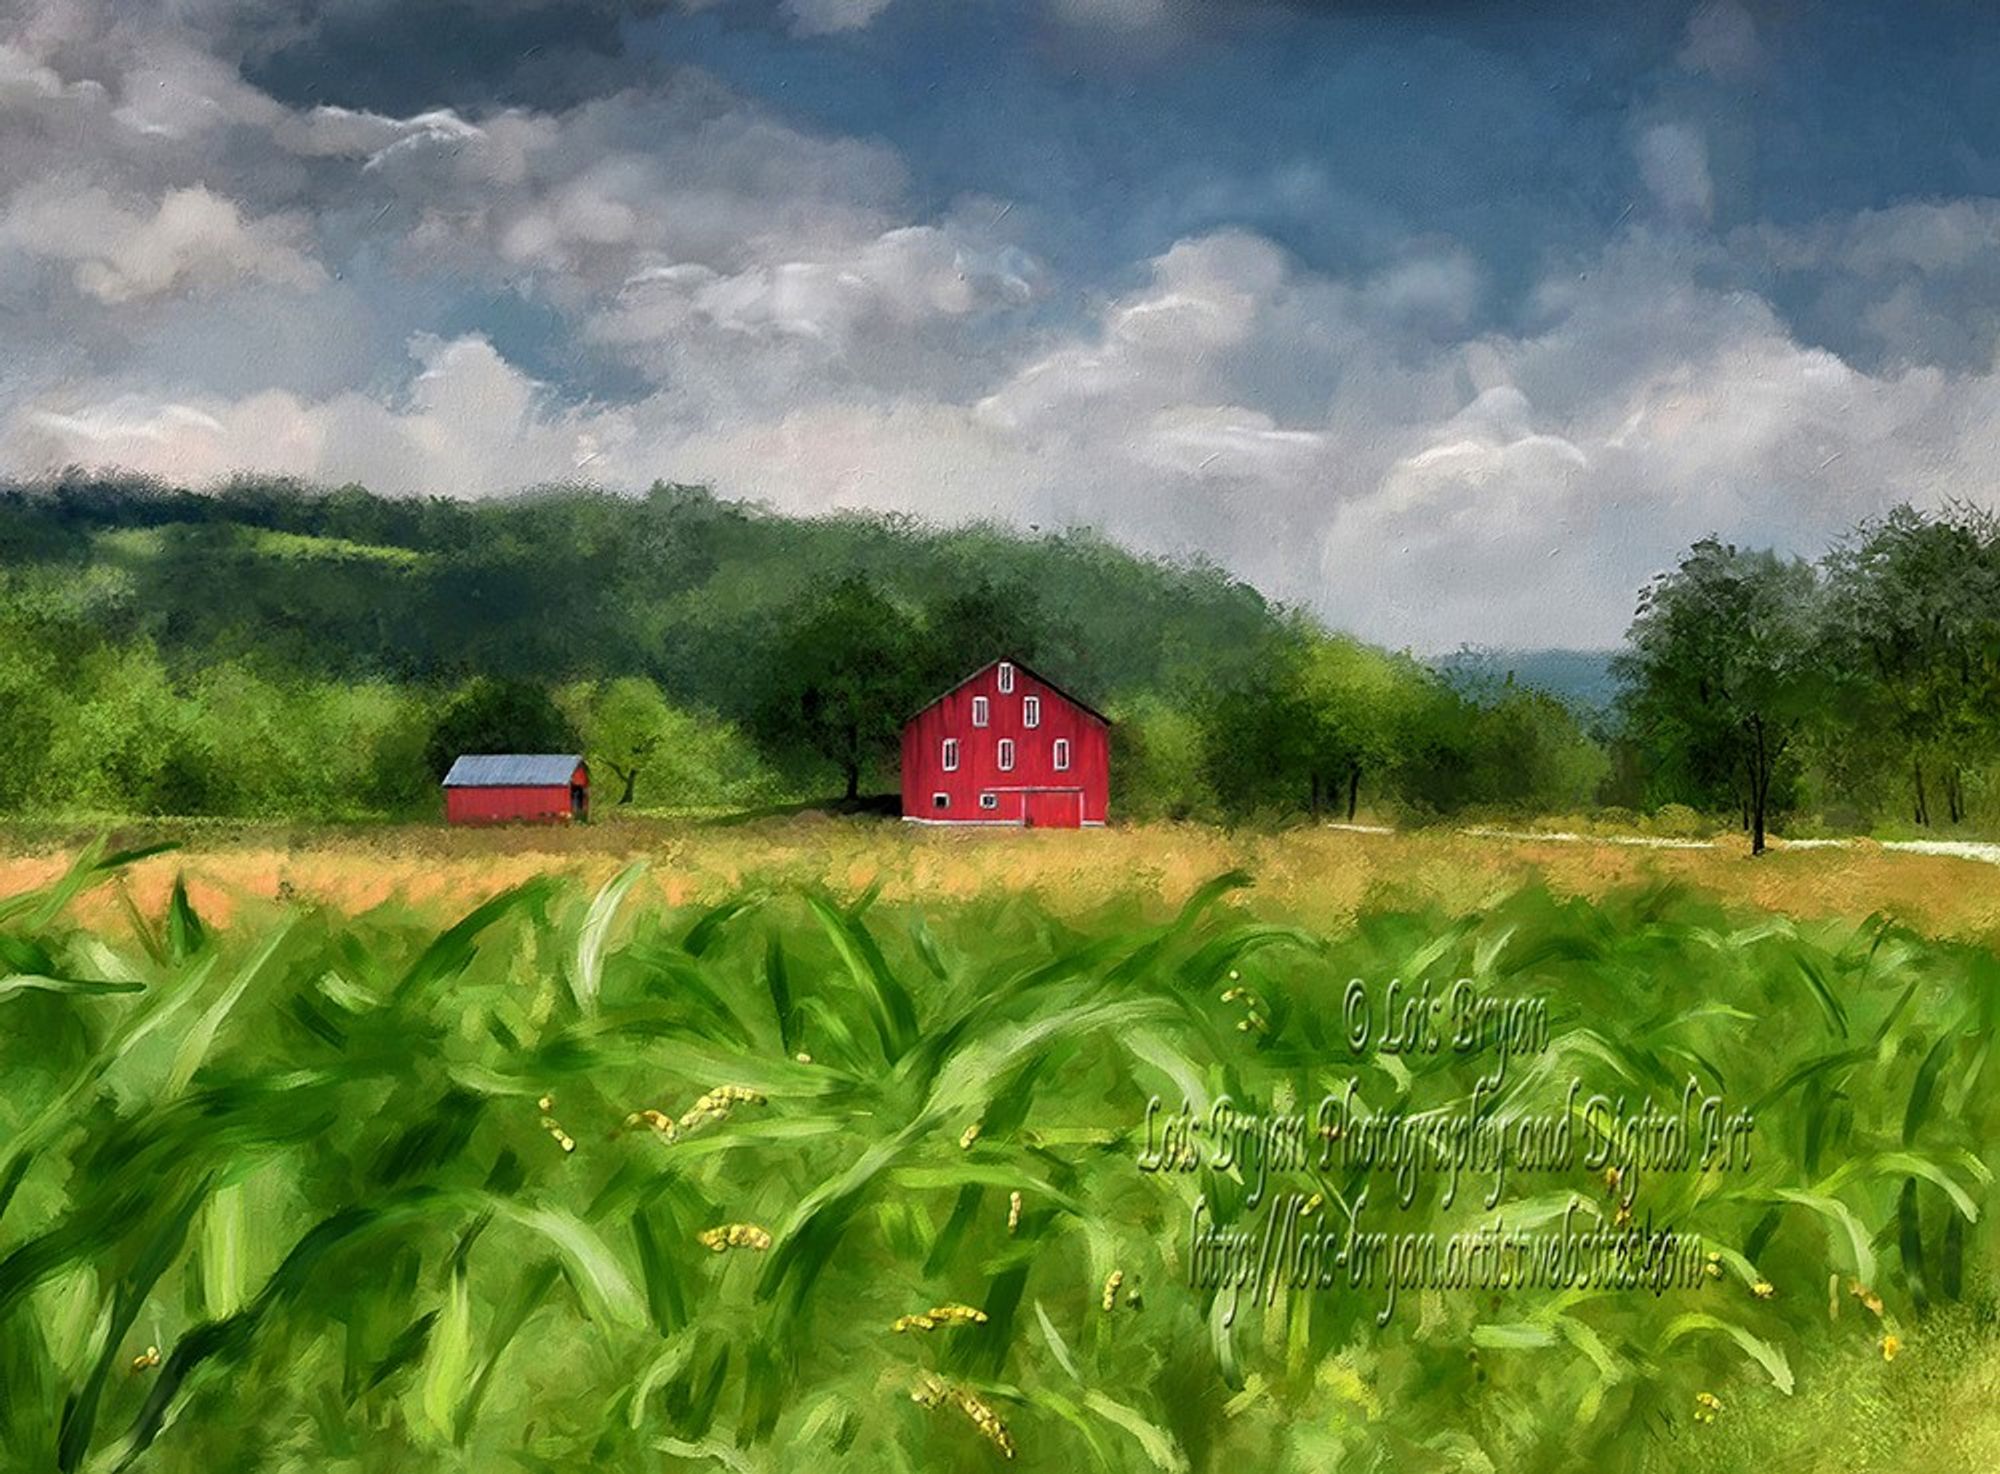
<box><xmin>1821</xmin><ymin>503</ymin><xmax>2000</xmax><ymax>825</ymax></box>
<box><xmin>1200</xmin><ymin>633</ymin><xmax>1318</xmax><ymax>817</ymax></box>
<box><xmin>755</xmin><ymin>576</ymin><xmax>923</xmax><ymax>801</ymax></box>
<box><xmin>1616</xmin><ymin>539</ymin><xmax>1825</xmax><ymax>855</ymax></box>
<box><xmin>565</xmin><ymin>676</ymin><xmax>675</xmax><ymax>806</ymax></box>
<box><xmin>422</xmin><ymin>677</ymin><xmax>580</xmax><ymax>781</ymax></box>
<box><xmin>1199</xmin><ymin>625</ymin><xmax>1429</xmax><ymax>821</ymax></box>
<box><xmin>921</xmin><ymin>578</ymin><xmax>1047</xmax><ymax>690</ymax></box>
<box><xmin>562</xmin><ymin>676</ymin><xmax>774</xmax><ymax>810</ymax></box>
<box><xmin>1295</xmin><ymin>633</ymin><xmax>1421</xmax><ymax>821</ymax></box>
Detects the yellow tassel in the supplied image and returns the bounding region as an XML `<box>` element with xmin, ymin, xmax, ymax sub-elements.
<box><xmin>677</xmin><ymin>1085</ymin><xmax>765</xmax><ymax>1135</ymax></box>
<box><xmin>698</xmin><ymin>1223</ymin><xmax>772</xmax><ymax>1253</ymax></box>
<box><xmin>894</xmin><ymin>1304</ymin><xmax>987</xmax><ymax>1332</ymax></box>
<box><xmin>929</xmin><ymin>1303</ymin><xmax>989</xmax><ymax>1325</ymax></box>
<box><xmin>912</xmin><ymin>1375</ymin><xmax>1015</xmax><ymax>1459</ymax></box>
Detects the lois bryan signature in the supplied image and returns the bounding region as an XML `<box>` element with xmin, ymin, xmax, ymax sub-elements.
<box><xmin>1341</xmin><ymin>976</ymin><xmax>1550</xmax><ymax>1070</ymax></box>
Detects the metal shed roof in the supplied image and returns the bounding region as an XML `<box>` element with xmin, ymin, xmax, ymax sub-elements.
<box><xmin>441</xmin><ymin>754</ymin><xmax>585</xmax><ymax>788</ymax></box>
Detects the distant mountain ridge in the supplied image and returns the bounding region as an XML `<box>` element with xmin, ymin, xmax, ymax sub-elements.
<box><xmin>1430</xmin><ymin>647</ymin><xmax>1621</xmax><ymax>715</ymax></box>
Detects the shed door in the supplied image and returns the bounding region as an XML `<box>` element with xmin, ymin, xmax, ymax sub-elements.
<box><xmin>1023</xmin><ymin>790</ymin><xmax>1082</xmax><ymax>829</ymax></box>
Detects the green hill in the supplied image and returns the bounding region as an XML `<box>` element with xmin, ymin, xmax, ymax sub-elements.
<box><xmin>0</xmin><ymin>474</ymin><xmax>1613</xmax><ymax>825</ymax></box>
<box><xmin>0</xmin><ymin>475</ymin><xmax>1276</xmax><ymax>714</ymax></box>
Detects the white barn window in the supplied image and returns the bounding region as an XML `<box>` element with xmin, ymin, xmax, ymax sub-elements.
<box><xmin>1053</xmin><ymin>738</ymin><xmax>1071</xmax><ymax>771</ymax></box>
<box><xmin>997</xmin><ymin>662</ymin><xmax>1015</xmax><ymax>693</ymax></box>
<box><xmin>933</xmin><ymin>792</ymin><xmax>950</xmax><ymax>810</ymax></box>
<box><xmin>1023</xmin><ymin>695</ymin><xmax>1041</xmax><ymax>728</ymax></box>
<box><xmin>972</xmin><ymin>695</ymin><xmax>989</xmax><ymax>727</ymax></box>
<box><xmin>942</xmin><ymin>738</ymin><xmax>959</xmax><ymax>771</ymax></box>
<box><xmin>997</xmin><ymin>738</ymin><xmax>1015</xmax><ymax>771</ymax></box>
<box><xmin>979</xmin><ymin>793</ymin><xmax>998</xmax><ymax>810</ymax></box>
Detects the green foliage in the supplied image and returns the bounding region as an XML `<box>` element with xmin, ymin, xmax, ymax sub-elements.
<box><xmin>561</xmin><ymin>678</ymin><xmax>779</xmax><ymax>809</ymax></box>
<box><xmin>1110</xmin><ymin>693</ymin><xmax>1216</xmax><ymax>820</ymax></box>
<box><xmin>1457</xmin><ymin>683</ymin><xmax>1612</xmax><ymax>814</ymax></box>
<box><xmin>752</xmin><ymin>576</ymin><xmax>925</xmax><ymax>800</ymax></box>
<box><xmin>920</xmin><ymin>578</ymin><xmax>1055</xmax><ymax>688</ymax></box>
<box><xmin>1201</xmin><ymin>625</ymin><xmax>1422</xmax><ymax>819</ymax></box>
<box><xmin>0</xmin><ymin>476</ymin><xmax>1269</xmax><ymax>712</ymax></box>
<box><xmin>0</xmin><ymin>604</ymin><xmax>436</xmax><ymax>819</ymax></box>
<box><xmin>422</xmin><ymin>678</ymin><xmax>580</xmax><ymax>783</ymax></box>
<box><xmin>1610</xmin><ymin>505</ymin><xmax>2000</xmax><ymax>839</ymax></box>
<box><xmin>1201</xmin><ymin>624</ymin><xmax>1604</xmax><ymax>823</ymax></box>
<box><xmin>561</xmin><ymin>677</ymin><xmax>676</xmax><ymax>807</ymax></box>
<box><xmin>15</xmin><ymin>477</ymin><xmax>2000</xmax><ymax>837</ymax></box>
<box><xmin>1616</xmin><ymin>540</ymin><xmax>1826</xmax><ymax>852</ymax></box>
<box><xmin>1</xmin><ymin>855</ymin><xmax>1994</xmax><ymax>1471</ymax></box>
<box><xmin>1819</xmin><ymin>504</ymin><xmax>2000</xmax><ymax>827</ymax></box>
<box><xmin>1649</xmin><ymin>802</ymin><xmax>1709</xmax><ymax>839</ymax></box>
<box><xmin>0</xmin><ymin>478</ymin><xmax>1297</xmax><ymax>816</ymax></box>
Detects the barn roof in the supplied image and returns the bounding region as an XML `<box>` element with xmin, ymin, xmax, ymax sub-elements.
<box><xmin>442</xmin><ymin>754</ymin><xmax>586</xmax><ymax>788</ymax></box>
<box><xmin>906</xmin><ymin>657</ymin><xmax>1112</xmax><ymax>726</ymax></box>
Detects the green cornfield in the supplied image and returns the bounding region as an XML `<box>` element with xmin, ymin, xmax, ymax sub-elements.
<box><xmin>2</xmin><ymin>839</ymin><xmax>1997</xmax><ymax>1472</ymax></box>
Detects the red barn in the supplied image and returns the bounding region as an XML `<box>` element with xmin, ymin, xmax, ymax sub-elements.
<box><xmin>902</xmin><ymin>658</ymin><xmax>1110</xmax><ymax>828</ymax></box>
<box><xmin>442</xmin><ymin>754</ymin><xmax>589</xmax><ymax>825</ymax></box>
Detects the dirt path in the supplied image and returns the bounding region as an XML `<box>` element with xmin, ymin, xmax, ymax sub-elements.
<box><xmin>1445</xmin><ymin>823</ymin><xmax>2000</xmax><ymax>867</ymax></box>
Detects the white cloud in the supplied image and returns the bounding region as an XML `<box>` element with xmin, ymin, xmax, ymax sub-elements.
<box><xmin>13</xmin><ymin>220</ymin><xmax>2000</xmax><ymax>656</ymax></box>
<box><xmin>1729</xmin><ymin>199</ymin><xmax>2000</xmax><ymax>369</ymax></box>
<box><xmin>18</xmin><ymin>199</ymin><xmax>2000</xmax><ymax>654</ymax></box>
<box><xmin>600</xmin><ymin>222</ymin><xmax>1034</xmax><ymax>351</ymax></box>
<box><xmin>7</xmin><ymin>335</ymin><xmax>610</xmax><ymax>491</ymax></box>
<box><xmin>1636</xmin><ymin>122</ymin><xmax>1714</xmax><ymax>225</ymax></box>
<box><xmin>2</xmin><ymin>184</ymin><xmax>324</xmax><ymax>303</ymax></box>
<box><xmin>1307</xmin><ymin>235</ymin><xmax>1992</xmax><ymax>649</ymax></box>
<box><xmin>1748</xmin><ymin>199</ymin><xmax>2000</xmax><ymax>277</ymax></box>
<box><xmin>1324</xmin><ymin>390</ymin><xmax>1595</xmax><ymax>649</ymax></box>
<box><xmin>0</xmin><ymin>42</ymin><xmax>93</xmax><ymax>105</ymax></box>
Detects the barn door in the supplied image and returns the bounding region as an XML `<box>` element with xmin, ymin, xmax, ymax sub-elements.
<box><xmin>1023</xmin><ymin>790</ymin><xmax>1082</xmax><ymax>829</ymax></box>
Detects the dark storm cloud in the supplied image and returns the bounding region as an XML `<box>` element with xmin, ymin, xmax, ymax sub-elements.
<box><xmin>237</xmin><ymin>0</ymin><xmax>676</xmax><ymax>112</ymax></box>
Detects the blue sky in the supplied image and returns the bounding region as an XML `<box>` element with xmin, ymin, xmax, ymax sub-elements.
<box><xmin>637</xmin><ymin>3</ymin><xmax>1654</xmax><ymax>283</ymax></box>
<box><xmin>633</xmin><ymin>0</ymin><xmax>2000</xmax><ymax>360</ymax></box>
<box><xmin>6</xmin><ymin>0</ymin><xmax>2000</xmax><ymax>649</ymax></box>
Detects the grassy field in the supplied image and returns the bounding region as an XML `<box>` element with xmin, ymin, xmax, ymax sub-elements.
<box><xmin>4</xmin><ymin>816</ymin><xmax>2000</xmax><ymax>940</ymax></box>
<box><xmin>2</xmin><ymin>823</ymin><xmax>1998</xmax><ymax>1471</ymax></box>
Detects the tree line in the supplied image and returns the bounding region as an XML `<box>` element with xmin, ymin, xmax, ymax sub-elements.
<box><xmin>1</xmin><ymin>474</ymin><xmax>1996</xmax><ymax>840</ymax></box>
<box><xmin>1615</xmin><ymin>502</ymin><xmax>2000</xmax><ymax>852</ymax></box>
<box><xmin>0</xmin><ymin>470</ymin><xmax>1604</xmax><ymax>821</ymax></box>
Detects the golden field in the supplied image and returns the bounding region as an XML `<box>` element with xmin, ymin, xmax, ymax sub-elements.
<box><xmin>2</xmin><ymin>815</ymin><xmax>1998</xmax><ymax>937</ymax></box>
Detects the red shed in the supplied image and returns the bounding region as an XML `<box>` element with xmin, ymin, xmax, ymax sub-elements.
<box><xmin>443</xmin><ymin>754</ymin><xmax>589</xmax><ymax>825</ymax></box>
<box><xmin>902</xmin><ymin>658</ymin><xmax>1110</xmax><ymax>828</ymax></box>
